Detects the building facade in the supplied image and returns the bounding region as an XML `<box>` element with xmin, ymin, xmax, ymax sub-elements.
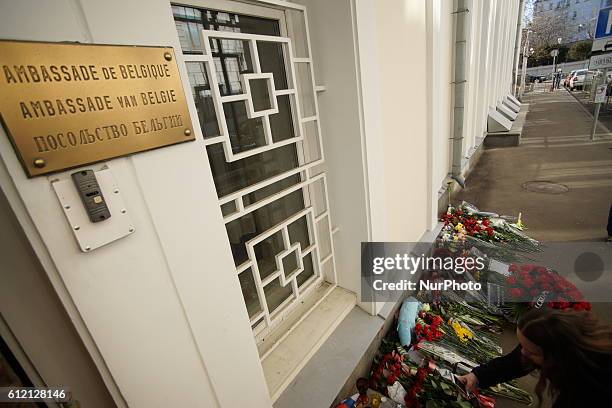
<box><xmin>0</xmin><ymin>0</ymin><xmax>522</xmax><ymax>407</ymax></box>
<box><xmin>533</xmin><ymin>0</ymin><xmax>602</xmax><ymax>42</ymax></box>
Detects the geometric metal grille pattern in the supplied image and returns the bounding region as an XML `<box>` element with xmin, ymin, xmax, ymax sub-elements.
<box><xmin>176</xmin><ymin>6</ymin><xmax>336</xmax><ymax>341</ymax></box>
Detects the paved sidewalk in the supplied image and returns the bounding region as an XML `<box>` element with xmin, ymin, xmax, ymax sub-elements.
<box><xmin>456</xmin><ymin>88</ymin><xmax>612</xmax><ymax>242</ymax></box>
<box><xmin>568</xmin><ymin>87</ymin><xmax>612</xmax><ymax>132</ymax></box>
<box><xmin>453</xmin><ymin>88</ymin><xmax>612</xmax><ymax>408</ymax></box>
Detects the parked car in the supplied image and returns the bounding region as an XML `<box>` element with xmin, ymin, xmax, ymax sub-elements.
<box><xmin>564</xmin><ymin>70</ymin><xmax>576</xmax><ymax>87</ymax></box>
<box><xmin>528</xmin><ymin>74</ymin><xmax>546</xmax><ymax>83</ymax></box>
<box><xmin>569</xmin><ymin>69</ymin><xmax>588</xmax><ymax>90</ymax></box>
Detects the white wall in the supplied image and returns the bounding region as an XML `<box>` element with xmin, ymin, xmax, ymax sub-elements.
<box><xmin>452</xmin><ymin>0</ymin><xmax>520</xmax><ymax>169</ymax></box>
<box><xmin>355</xmin><ymin>0</ymin><xmax>429</xmax><ymax>243</ymax></box>
<box><xmin>426</xmin><ymin>0</ymin><xmax>521</xmax><ymax>218</ymax></box>
<box><xmin>0</xmin><ymin>0</ymin><xmax>271</xmax><ymax>407</ymax></box>
<box><xmin>428</xmin><ymin>0</ymin><xmax>453</xmax><ymax>222</ymax></box>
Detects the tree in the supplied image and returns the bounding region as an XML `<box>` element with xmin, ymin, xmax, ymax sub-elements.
<box><xmin>528</xmin><ymin>14</ymin><xmax>567</xmax><ymax>49</ymax></box>
<box><xmin>567</xmin><ymin>40</ymin><xmax>593</xmax><ymax>61</ymax></box>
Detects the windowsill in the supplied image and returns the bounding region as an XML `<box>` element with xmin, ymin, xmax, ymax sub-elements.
<box><xmin>273</xmin><ymin>226</ymin><xmax>444</xmax><ymax>407</ymax></box>
<box><xmin>261</xmin><ymin>284</ymin><xmax>356</xmax><ymax>402</ymax></box>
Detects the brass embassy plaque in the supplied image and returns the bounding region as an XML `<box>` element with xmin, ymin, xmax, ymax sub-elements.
<box><xmin>0</xmin><ymin>40</ymin><xmax>194</xmax><ymax>177</ymax></box>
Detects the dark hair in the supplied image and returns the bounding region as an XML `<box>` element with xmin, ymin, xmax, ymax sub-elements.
<box><xmin>517</xmin><ymin>308</ymin><xmax>612</xmax><ymax>406</ymax></box>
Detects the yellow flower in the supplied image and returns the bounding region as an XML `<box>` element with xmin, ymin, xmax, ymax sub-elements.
<box><xmin>516</xmin><ymin>212</ymin><xmax>524</xmax><ymax>230</ymax></box>
<box><xmin>450</xmin><ymin>319</ymin><xmax>473</xmax><ymax>343</ymax></box>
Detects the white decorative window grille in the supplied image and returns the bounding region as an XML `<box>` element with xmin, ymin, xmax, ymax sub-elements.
<box><xmin>173</xmin><ymin>4</ymin><xmax>336</xmax><ymax>341</ymax></box>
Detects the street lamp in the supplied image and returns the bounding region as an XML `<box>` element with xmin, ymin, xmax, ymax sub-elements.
<box><xmin>552</xmin><ymin>37</ymin><xmax>562</xmax><ymax>79</ymax></box>
<box><xmin>519</xmin><ymin>30</ymin><xmax>533</xmax><ymax>98</ymax></box>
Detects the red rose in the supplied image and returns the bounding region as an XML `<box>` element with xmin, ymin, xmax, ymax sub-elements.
<box><xmin>507</xmin><ymin>276</ymin><xmax>517</xmax><ymax>285</ymax></box>
<box><xmin>530</xmin><ymin>289</ymin><xmax>539</xmax><ymax>296</ymax></box>
<box><xmin>537</xmin><ymin>274</ymin><xmax>551</xmax><ymax>284</ymax></box>
<box><xmin>509</xmin><ymin>288</ymin><xmax>524</xmax><ymax>298</ymax></box>
<box><xmin>573</xmin><ymin>302</ymin><xmax>592</xmax><ymax>311</ymax></box>
<box><xmin>509</xmin><ymin>264</ymin><xmax>519</xmax><ymax>272</ymax></box>
<box><xmin>556</xmin><ymin>301</ymin><xmax>570</xmax><ymax>309</ymax></box>
<box><xmin>522</xmin><ymin>278</ymin><xmax>535</xmax><ymax>289</ymax></box>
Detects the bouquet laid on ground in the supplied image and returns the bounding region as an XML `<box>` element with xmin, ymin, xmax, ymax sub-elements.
<box><xmin>370</xmin><ymin>342</ymin><xmax>475</xmax><ymax>408</ymax></box>
<box><xmin>413</xmin><ymin>306</ymin><xmax>444</xmax><ymax>344</ymax></box>
<box><xmin>368</xmin><ymin>299</ymin><xmax>534</xmax><ymax>407</ymax></box>
<box><xmin>504</xmin><ymin>263</ymin><xmax>591</xmax><ymax>314</ymax></box>
<box><xmin>360</xmin><ymin>204</ymin><xmax>567</xmax><ymax>407</ymax></box>
<box><xmin>439</xmin><ymin>202</ymin><xmax>540</xmax><ymax>262</ymax></box>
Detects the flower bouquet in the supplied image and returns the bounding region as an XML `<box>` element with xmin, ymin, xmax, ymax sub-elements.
<box><xmin>504</xmin><ymin>263</ymin><xmax>591</xmax><ymax>318</ymax></box>
<box><xmin>370</xmin><ymin>345</ymin><xmax>484</xmax><ymax>408</ymax></box>
<box><xmin>439</xmin><ymin>202</ymin><xmax>540</xmax><ymax>263</ymax></box>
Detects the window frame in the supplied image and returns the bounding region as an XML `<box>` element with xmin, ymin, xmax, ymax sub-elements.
<box><xmin>172</xmin><ymin>0</ymin><xmax>338</xmax><ymax>353</ymax></box>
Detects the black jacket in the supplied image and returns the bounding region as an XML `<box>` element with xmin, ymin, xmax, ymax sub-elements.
<box><xmin>472</xmin><ymin>345</ymin><xmax>612</xmax><ymax>407</ymax></box>
<box><xmin>472</xmin><ymin>345</ymin><xmax>533</xmax><ymax>389</ymax></box>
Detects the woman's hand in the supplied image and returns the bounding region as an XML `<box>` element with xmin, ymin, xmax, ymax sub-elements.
<box><xmin>456</xmin><ymin>372</ymin><xmax>479</xmax><ymax>392</ymax></box>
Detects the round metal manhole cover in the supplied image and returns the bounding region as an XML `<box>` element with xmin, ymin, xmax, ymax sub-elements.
<box><xmin>522</xmin><ymin>180</ymin><xmax>569</xmax><ymax>194</ymax></box>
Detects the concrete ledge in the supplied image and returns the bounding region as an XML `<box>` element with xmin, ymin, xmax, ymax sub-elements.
<box><xmin>273</xmin><ymin>306</ymin><xmax>385</xmax><ymax>408</ymax></box>
<box><xmin>485</xmin><ymin>103</ymin><xmax>529</xmax><ymax>148</ymax></box>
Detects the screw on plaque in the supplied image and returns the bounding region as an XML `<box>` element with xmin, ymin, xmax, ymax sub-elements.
<box><xmin>33</xmin><ymin>158</ymin><xmax>46</xmax><ymax>168</ymax></box>
<box><xmin>184</xmin><ymin>128</ymin><xmax>192</xmax><ymax>136</ymax></box>
<box><xmin>164</xmin><ymin>52</ymin><xmax>172</xmax><ymax>61</ymax></box>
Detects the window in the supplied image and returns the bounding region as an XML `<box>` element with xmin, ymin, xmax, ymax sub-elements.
<box><xmin>172</xmin><ymin>4</ymin><xmax>335</xmax><ymax>342</ymax></box>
